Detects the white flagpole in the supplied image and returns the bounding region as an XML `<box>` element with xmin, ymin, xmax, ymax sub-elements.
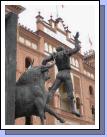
<box><xmin>56</xmin><ymin>5</ymin><xmax>59</xmax><ymax>18</ymax></box>
<box><xmin>88</xmin><ymin>34</ymin><xmax>93</xmax><ymax>50</ymax></box>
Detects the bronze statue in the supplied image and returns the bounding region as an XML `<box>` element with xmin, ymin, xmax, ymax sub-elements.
<box><xmin>42</xmin><ymin>32</ymin><xmax>81</xmax><ymax>117</ymax></box>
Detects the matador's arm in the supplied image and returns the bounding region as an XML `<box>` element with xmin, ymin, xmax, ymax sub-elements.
<box><xmin>42</xmin><ymin>54</ymin><xmax>54</xmax><ymax>65</ymax></box>
<box><xmin>65</xmin><ymin>32</ymin><xmax>81</xmax><ymax>56</ymax></box>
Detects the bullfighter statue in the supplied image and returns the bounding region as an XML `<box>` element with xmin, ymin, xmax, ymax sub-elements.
<box><xmin>42</xmin><ymin>32</ymin><xmax>81</xmax><ymax>117</ymax></box>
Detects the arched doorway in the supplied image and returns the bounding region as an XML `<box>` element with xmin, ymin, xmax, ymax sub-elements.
<box><xmin>91</xmin><ymin>105</ymin><xmax>95</xmax><ymax>120</ymax></box>
<box><xmin>25</xmin><ymin>57</ymin><xmax>32</xmax><ymax>69</ymax></box>
<box><xmin>89</xmin><ymin>85</ymin><xmax>94</xmax><ymax>96</ymax></box>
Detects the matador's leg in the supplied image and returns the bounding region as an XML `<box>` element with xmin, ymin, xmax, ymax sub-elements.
<box><xmin>64</xmin><ymin>78</ymin><xmax>80</xmax><ymax>117</ymax></box>
<box><xmin>47</xmin><ymin>78</ymin><xmax>62</xmax><ymax>103</ymax></box>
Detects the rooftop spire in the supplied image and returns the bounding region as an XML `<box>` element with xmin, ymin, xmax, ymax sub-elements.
<box><xmin>50</xmin><ymin>15</ymin><xmax>53</xmax><ymax>20</ymax></box>
<box><xmin>35</xmin><ymin>11</ymin><xmax>44</xmax><ymax>20</ymax></box>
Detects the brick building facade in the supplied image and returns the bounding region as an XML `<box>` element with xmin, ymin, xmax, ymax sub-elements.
<box><xmin>6</xmin><ymin>5</ymin><xmax>95</xmax><ymax>125</ymax></box>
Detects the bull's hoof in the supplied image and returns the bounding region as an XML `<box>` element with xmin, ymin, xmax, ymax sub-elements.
<box><xmin>59</xmin><ymin>118</ymin><xmax>65</xmax><ymax>123</ymax></box>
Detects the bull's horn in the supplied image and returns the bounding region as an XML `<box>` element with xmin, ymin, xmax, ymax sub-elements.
<box><xmin>41</xmin><ymin>63</ymin><xmax>55</xmax><ymax>72</ymax></box>
<box><xmin>44</xmin><ymin>62</ymin><xmax>55</xmax><ymax>69</ymax></box>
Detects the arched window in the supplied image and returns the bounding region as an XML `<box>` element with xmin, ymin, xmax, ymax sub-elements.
<box><xmin>87</xmin><ymin>72</ymin><xmax>91</xmax><ymax>77</ymax></box>
<box><xmin>91</xmin><ymin>74</ymin><xmax>94</xmax><ymax>79</ymax></box>
<box><xmin>73</xmin><ymin>75</ymin><xmax>81</xmax><ymax>93</ymax></box>
<box><xmin>76</xmin><ymin>97</ymin><xmax>81</xmax><ymax>114</ymax></box>
<box><xmin>25</xmin><ymin>39</ymin><xmax>31</xmax><ymax>47</ymax></box>
<box><xmin>72</xmin><ymin>57</ymin><xmax>75</xmax><ymax>66</ymax></box>
<box><xmin>19</xmin><ymin>36</ymin><xmax>24</xmax><ymax>43</ymax></box>
<box><xmin>49</xmin><ymin>45</ymin><xmax>53</xmax><ymax>53</ymax></box>
<box><xmin>75</xmin><ymin>59</ymin><xmax>79</xmax><ymax>68</ymax></box>
<box><xmin>89</xmin><ymin>86</ymin><xmax>94</xmax><ymax>96</ymax></box>
<box><xmin>25</xmin><ymin>57</ymin><xmax>32</xmax><ymax>69</ymax></box>
<box><xmin>32</xmin><ymin>43</ymin><xmax>37</xmax><ymax>50</ymax></box>
<box><xmin>53</xmin><ymin>47</ymin><xmax>56</xmax><ymax>52</ymax></box>
<box><xmin>44</xmin><ymin>42</ymin><xmax>49</xmax><ymax>52</ymax></box>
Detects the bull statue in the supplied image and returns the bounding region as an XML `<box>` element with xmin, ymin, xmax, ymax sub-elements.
<box><xmin>15</xmin><ymin>62</ymin><xmax>65</xmax><ymax>125</ymax></box>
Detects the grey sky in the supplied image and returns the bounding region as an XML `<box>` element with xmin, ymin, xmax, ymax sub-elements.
<box><xmin>18</xmin><ymin>4</ymin><xmax>96</xmax><ymax>53</ymax></box>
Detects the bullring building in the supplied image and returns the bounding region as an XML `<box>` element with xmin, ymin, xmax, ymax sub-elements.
<box><xmin>6</xmin><ymin>5</ymin><xmax>95</xmax><ymax>125</ymax></box>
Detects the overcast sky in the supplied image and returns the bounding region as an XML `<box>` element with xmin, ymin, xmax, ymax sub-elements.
<box><xmin>18</xmin><ymin>2</ymin><xmax>98</xmax><ymax>53</ymax></box>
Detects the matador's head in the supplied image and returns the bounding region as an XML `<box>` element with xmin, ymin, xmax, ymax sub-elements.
<box><xmin>56</xmin><ymin>46</ymin><xmax>65</xmax><ymax>52</ymax></box>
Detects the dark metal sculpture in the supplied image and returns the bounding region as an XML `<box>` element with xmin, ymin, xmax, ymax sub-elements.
<box><xmin>15</xmin><ymin>63</ymin><xmax>65</xmax><ymax>125</ymax></box>
<box><xmin>42</xmin><ymin>32</ymin><xmax>81</xmax><ymax>117</ymax></box>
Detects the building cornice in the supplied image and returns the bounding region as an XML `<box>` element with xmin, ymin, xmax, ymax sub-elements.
<box><xmin>18</xmin><ymin>24</ymin><xmax>40</xmax><ymax>42</ymax></box>
<box><xmin>5</xmin><ymin>5</ymin><xmax>25</xmax><ymax>14</ymax></box>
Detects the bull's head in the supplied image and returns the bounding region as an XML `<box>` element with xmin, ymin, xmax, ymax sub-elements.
<box><xmin>17</xmin><ymin>62</ymin><xmax>54</xmax><ymax>85</ymax></box>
